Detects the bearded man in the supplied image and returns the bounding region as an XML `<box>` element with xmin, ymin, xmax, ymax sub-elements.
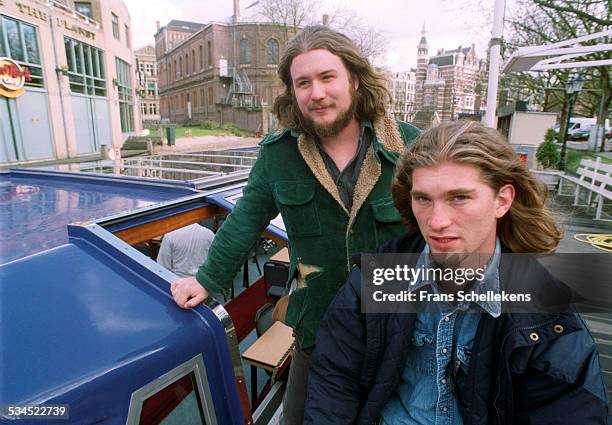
<box><xmin>171</xmin><ymin>26</ymin><xmax>420</xmax><ymax>424</ymax></box>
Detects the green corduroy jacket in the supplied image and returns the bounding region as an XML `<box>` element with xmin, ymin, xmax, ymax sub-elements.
<box><xmin>196</xmin><ymin>113</ymin><xmax>420</xmax><ymax>348</ymax></box>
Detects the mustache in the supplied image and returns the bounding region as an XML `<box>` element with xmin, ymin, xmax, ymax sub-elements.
<box><xmin>308</xmin><ymin>100</ymin><xmax>335</xmax><ymax>110</ymax></box>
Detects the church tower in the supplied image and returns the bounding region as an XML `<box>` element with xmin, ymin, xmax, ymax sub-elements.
<box><xmin>415</xmin><ymin>23</ymin><xmax>429</xmax><ymax>113</ymax></box>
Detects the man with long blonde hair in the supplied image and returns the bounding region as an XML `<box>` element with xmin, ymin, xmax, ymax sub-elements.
<box><xmin>305</xmin><ymin>121</ymin><xmax>608</xmax><ymax>424</ymax></box>
<box><xmin>170</xmin><ymin>26</ymin><xmax>420</xmax><ymax>424</ymax></box>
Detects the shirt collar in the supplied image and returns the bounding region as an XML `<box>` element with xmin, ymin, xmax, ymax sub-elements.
<box><xmin>411</xmin><ymin>239</ymin><xmax>502</xmax><ymax>318</ymax></box>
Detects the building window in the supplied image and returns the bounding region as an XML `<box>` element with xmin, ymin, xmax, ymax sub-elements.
<box><xmin>199</xmin><ymin>45</ymin><xmax>203</xmax><ymax>69</ymax></box>
<box><xmin>239</xmin><ymin>38</ymin><xmax>250</xmax><ymax>65</ymax></box>
<box><xmin>74</xmin><ymin>2</ymin><xmax>93</xmax><ymax>19</ymax></box>
<box><xmin>192</xmin><ymin>50</ymin><xmax>196</xmax><ymax>73</ymax></box>
<box><xmin>115</xmin><ymin>57</ymin><xmax>134</xmax><ymax>132</ymax></box>
<box><xmin>124</xmin><ymin>25</ymin><xmax>130</xmax><ymax>48</ymax></box>
<box><xmin>185</xmin><ymin>54</ymin><xmax>188</xmax><ymax>74</ymax></box>
<box><xmin>207</xmin><ymin>40</ymin><xmax>212</xmax><ymax>67</ymax></box>
<box><xmin>200</xmin><ymin>89</ymin><xmax>205</xmax><ymax>108</ymax></box>
<box><xmin>111</xmin><ymin>13</ymin><xmax>119</xmax><ymax>40</ymax></box>
<box><xmin>267</xmin><ymin>38</ymin><xmax>279</xmax><ymax>65</ymax></box>
<box><xmin>178</xmin><ymin>57</ymin><xmax>182</xmax><ymax>77</ymax></box>
<box><xmin>147</xmin><ymin>82</ymin><xmax>156</xmax><ymax>97</ymax></box>
<box><xmin>64</xmin><ymin>37</ymin><xmax>106</xmax><ymax>96</ymax></box>
<box><xmin>0</xmin><ymin>15</ymin><xmax>44</xmax><ymax>88</ymax></box>
<box><xmin>208</xmin><ymin>87</ymin><xmax>213</xmax><ymax>105</ymax></box>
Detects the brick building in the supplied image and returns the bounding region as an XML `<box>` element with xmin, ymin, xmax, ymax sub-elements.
<box><xmin>135</xmin><ymin>45</ymin><xmax>159</xmax><ymax>124</ymax></box>
<box><xmin>155</xmin><ymin>16</ymin><xmax>298</xmax><ymax>132</ymax></box>
<box><xmin>414</xmin><ymin>25</ymin><xmax>487</xmax><ymax>128</ymax></box>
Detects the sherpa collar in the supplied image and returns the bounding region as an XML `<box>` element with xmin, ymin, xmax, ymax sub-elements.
<box><xmin>296</xmin><ymin>112</ymin><xmax>404</xmax><ymax>218</ymax></box>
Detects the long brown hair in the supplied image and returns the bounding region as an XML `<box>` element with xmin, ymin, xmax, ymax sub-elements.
<box><xmin>392</xmin><ymin>121</ymin><xmax>563</xmax><ymax>254</ymax></box>
<box><xmin>273</xmin><ymin>26</ymin><xmax>390</xmax><ymax>132</ymax></box>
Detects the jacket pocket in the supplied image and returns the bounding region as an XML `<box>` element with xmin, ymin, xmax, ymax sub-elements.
<box><xmin>275</xmin><ymin>180</ymin><xmax>322</xmax><ymax>237</ymax></box>
<box><xmin>371</xmin><ymin>198</ymin><xmax>404</xmax><ymax>245</ymax></box>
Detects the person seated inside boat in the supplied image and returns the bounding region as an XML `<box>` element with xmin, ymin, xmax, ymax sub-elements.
<box><xmin>157</xmin><ymin>223</ymin><xmax>215</xmax><ymax>278</ymax></box>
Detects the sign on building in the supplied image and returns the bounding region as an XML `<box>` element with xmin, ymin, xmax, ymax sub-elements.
<box><xmin>0</xmin><ymin>57</ymin><xmax>31</xmax><ymax>98</ymax></box>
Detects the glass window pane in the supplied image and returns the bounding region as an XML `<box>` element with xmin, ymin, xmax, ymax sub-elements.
<box><xmin>239</xmin><ymin>39</ymin><xmax>249</xmax><ymax>64</ymax></box>
<box><xmin>22</xmin><ymin>24</ymin><xmax>40</xmax><ymax>64</ymax></box>
<box><xmin>92</xmin><ymin>48</ymin><xmax>100</xmax><ymax>78</ymax></box>
<box><xmin>139</xmin><ymin>372</ymin><xmax>206</xmax><ymax>425</ymax></box>
<box><xmin>0</xmin><ymin>19</ymin><xmax>5</xmax><ymax>57</ymax></box>
<box><xmin>64</xmin><ymin>37</ymin><xmax>106</xmax><ymax>95</ymax></box>
<box><xmin>98</xmin><ymin>51</ymin><xmax>105</xmax><ymax>79</ymax></box>
<box><xmin>27</xmin><ymin>66</ymin><xmax>44</xmax><ymax>88</ymax></box>
<box><xmin>112</xmin><ymin>13</ymin><xmax>119</xmax><ymax>40</ymax></box>
<box><xmin>75</xmin><ymin>2</ymin><xmax>93</xmax><ymax>19</ymax></box>
<box><xmin>5</xmin><ymin>19</ymin><xmax>24</xmax><ymax>61</ymax></box>
<box><xmin>267</xmin><ymin>39</ymin><xmax>278</xmax><ymax>64</ymax></box>
<box><xmin>76</xmin><ymin>44</ymin><xmax>83</xmax><ymax>74</ymax></box>
<box><xmin>64</xmin><ymin>38</ymin><xmax>74</xmax><ymax>71</ymax></box>
<box><xmin>84</xmin><ymin>45</ymin><xmax>91</xmax><ymax>76</ymax></box>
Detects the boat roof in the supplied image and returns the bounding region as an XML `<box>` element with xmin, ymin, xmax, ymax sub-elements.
<box><xmin>0</xmin><ymin>170</ymin><xmax>199</xmax><ymax>264</ymax></box>
<box><xmin>1</xmin><ymin>223</ymin><xmax>243</xmax><ymax>424</ymax></box>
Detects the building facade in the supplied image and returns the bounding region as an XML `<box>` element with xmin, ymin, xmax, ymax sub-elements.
<box><xmin>388</xmin><ymin>70</ymin><xmax>416</xmax><ymax>122</ymax></box>
<box><xmin>155</xmin><ymin>18</ymin><xmax>298</xmax><ymax>132</ymax></box>
<box><xmin>135</xmin><ymin>45</ymin><xmax>159</xmax><ymax>124</ymax></box>
<box><xmin>0</xmin><ymin>0</ymin><xmax>139</xmax><ymax>165</ymax></box>
<box><xmin>414</xmin><ymin>26</ymin><xmax>487</xmax><ymax>127</ymax></box>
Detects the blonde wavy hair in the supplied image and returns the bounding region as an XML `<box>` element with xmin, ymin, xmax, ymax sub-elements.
<box><xmin>273</xmin><ymin>26</ymin><xmax>390</xmax><ymax>133</ymax></box>
<box><xmin>392</xmin><ymin>121</ymin><xmax>563</xmax><ymax>254</ymax></box>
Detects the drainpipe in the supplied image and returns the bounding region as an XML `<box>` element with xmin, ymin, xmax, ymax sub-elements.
<box><xmin>48</xmin><ymin>8</ymin><xmax>73</xmax><ymax>158</ymax></box>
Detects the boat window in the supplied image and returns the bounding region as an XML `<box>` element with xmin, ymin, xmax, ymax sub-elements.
<box><xmin>139</xmin><ymin>371</ymin><xmax>206</xmax><ymax>425</ymax></box>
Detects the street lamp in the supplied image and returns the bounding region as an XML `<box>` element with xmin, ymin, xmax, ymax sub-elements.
<box><xmin>558</xmin><ymin>75</ymin><xmax>586</xmax><ymax>171</ymax></box>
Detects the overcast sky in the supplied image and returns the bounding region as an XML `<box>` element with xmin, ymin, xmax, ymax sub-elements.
<box><xmin>125</xmin><ymin>0</ymin><xmax>496</xmax><ymax>71</ymax></box>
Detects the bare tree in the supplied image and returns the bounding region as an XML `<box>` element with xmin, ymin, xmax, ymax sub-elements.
<box><xmin>256</xmin><ymin>0</ymin><xmax>388</xmax><ymax>65</ymax></box>
<box><xmin>504</xmin><ymin>0</ymin><xmax>611</xmax><ymax>151</ymax></box>
<box><xmin>256</xmin><ymin>0</ymin><xmax>320</xmax><ymax>27</ymax></box>
<box><xmin>345</xmin><ymin>23</ymin><xmax>388</xmax><ymax>67</ymax></box>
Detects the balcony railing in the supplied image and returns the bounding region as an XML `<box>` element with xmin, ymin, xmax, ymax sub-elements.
<box><xmin>46</xmin><ymin>0</ymin><xmax>101</xmax><ymax>28</ymax></box>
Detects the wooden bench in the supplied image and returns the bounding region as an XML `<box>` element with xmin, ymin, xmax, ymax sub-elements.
<box><xmin>558</xmin><ymin>158</ymin><xmax>612</xmax><ymax>221</ymax></box>
<box><xmin>242</xmin><ymin>321</ymin><xmax>294</xmax><ymax>409</ymax></box>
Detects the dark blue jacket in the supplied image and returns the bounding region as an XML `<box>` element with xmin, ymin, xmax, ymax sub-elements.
<box><xmin>305</xmin><ymin>233</ymin><xmax>609</xmax><ymax>425</ymax></box>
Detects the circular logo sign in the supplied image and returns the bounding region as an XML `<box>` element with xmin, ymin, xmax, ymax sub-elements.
<box><xmin>0</xmin><ymin>57</ymin><xmax>31</xmax><ymax>98</ymax></box>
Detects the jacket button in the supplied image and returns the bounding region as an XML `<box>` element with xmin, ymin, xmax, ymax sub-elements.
<box><xmin>529</xmin><ymin>332</ymin><xmax>540</xmax><ymax>342</ymax></box>
<box><xmin>553</xmin><ymin>324</ymin><xmax>564</xmax><ymax>334</ymax></box>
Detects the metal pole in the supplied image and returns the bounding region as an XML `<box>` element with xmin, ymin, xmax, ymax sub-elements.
<box><xmin>485</xmin><ymin>0</ymin><xmax>506</xmax><ymax>128</ymax></box>
<box><xmin>596</xmin><ymin>91</ymin><xmax>605</xmax><ymax>152</ymax></box>
<box><xmin>559</xmin><ymin>92</ymin><xmax>575</xmax><ymax>171</ymax></box>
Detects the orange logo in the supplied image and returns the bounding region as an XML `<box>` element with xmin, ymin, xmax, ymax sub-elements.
<box><xmin>0</xmin><ymin>57</ymin><xmax>31</xmax><ymax>98</ymax></box>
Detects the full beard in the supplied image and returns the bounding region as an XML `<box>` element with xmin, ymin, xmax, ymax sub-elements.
<box><xmin>299</xmin><ymin>88</ymin><xmax>357</xmax><ymax>139</ymax></box>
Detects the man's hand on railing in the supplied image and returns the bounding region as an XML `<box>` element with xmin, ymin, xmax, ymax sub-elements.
<box><xmin>171</xmin><ymin>276</ymin><xmax>209</xmax><ymax>309</ymax></box>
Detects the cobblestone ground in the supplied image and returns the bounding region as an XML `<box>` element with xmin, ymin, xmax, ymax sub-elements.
<box><xmin>153</xmin><ymin>135</ymin><xmax>261</xmax><ymax>155</ymax></box>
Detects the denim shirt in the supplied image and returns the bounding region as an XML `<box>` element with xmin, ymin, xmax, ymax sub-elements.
<box><xmin>381</xmin><ymin>240</ymin><xmax>501</xmax><ymax>425</ymax></box>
